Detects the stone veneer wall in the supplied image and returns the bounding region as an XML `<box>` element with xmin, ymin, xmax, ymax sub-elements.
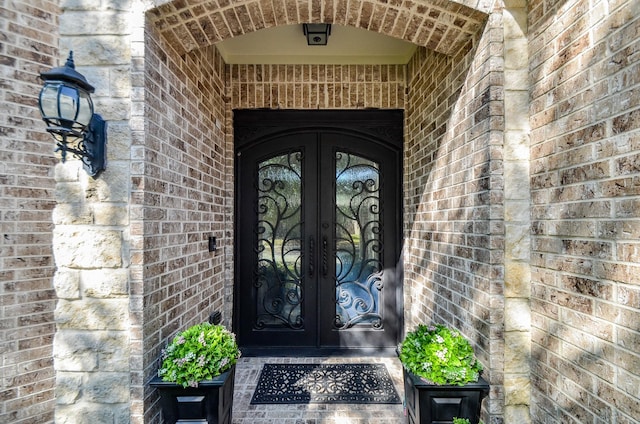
<box><xmin>51</xmin><ymin>0</ymin><xmax>135</xmax><ymax>422</ymax></box>
<box><xmin>403</xmin><ymin>12</ymin><xmax>508</xmax><ymax>422</ymax></box>
<box><xmin>139</xmin><ymin>22</ymin><xmax>230</xmax><ymax>424</ymax></box>
<box><xmin>529</xmin><ymin>0</ymin><xmax>640</xmax><ymax>422</ymax></box>
<box><xmin>0</xmin><ymin>1</ymin><xmax>58</xmax><ymax>422</ymax></box>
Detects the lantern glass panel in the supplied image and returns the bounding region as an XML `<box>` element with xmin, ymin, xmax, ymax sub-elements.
<box><xmin>39</xmin><ymin>84</ymin><xmax>60</xmax><ymax>120</ymax></box>
<box><xmin>58</xmin><ymin>85</ymin><xmax>79</xmax><ymax>126</ymax></box>
<box><xmin>76</xmin><ymin>92</ymin><xmax>93</xmax><ymax>128</ymax></box>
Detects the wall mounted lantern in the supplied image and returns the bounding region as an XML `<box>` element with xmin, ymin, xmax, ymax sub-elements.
<box><xmin>38</xmin><ymin>51</ymin><xmax>106</xmax><ymax>177</ymax></box>
<box><xmin>303</xmin><ymin>24</ymin><xmax>331</xmax><ymax>46</ymax></box>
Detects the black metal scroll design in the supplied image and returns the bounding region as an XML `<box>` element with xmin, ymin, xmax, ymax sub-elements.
<box><xmin>254</xmin><ymin>151</ymin><xmax>304</xmax><ymax>330</ymax></box>
<box><xmin>333</xmin><ymin>151</ymin><xmax>384</xmax><ymax>330</ymax></box>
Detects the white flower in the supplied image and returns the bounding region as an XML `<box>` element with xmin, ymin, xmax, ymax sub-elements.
<box><xmin>435</xmin><ymin>348</ymin><xmax>448</xmax><ymax>361</ymax></box>
<box><xmin>198</xmin><ymin>331</ymin><xmax>207</xmax><ymax>346</ymax></box>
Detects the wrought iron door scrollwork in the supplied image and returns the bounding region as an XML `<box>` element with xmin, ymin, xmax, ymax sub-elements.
<box><xmin>333</xmin><ymin>151</ymin><xmax>384</xmax><ymax>330</ymax></box>
<box><xmin>254</xmin><ymin>151</ymin><xmax>305</xmax><ymax>330</ymax></box>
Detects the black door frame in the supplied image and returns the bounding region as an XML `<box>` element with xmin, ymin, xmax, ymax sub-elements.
<box><xmin>233</xmin><ymin>109</ymin><xmax>404</xmax><ymax>356</ymax></box>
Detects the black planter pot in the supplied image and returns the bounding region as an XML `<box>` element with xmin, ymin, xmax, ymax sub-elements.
<box><xmin>150</xmin><ymin>365</ymin><xmax>235</xmax><ymax>424</ymax></box>
<box><xmin>403</xmin><ymin>368</ymin><xmax>489</xmax><ymax>424</ymax></box>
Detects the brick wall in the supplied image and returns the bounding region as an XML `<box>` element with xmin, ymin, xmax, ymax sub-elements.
<box><xmin>403</xmin><ymin>12</ymin><xmax>505</xmax><ymax>421</ymax></box>
<box><xmin>144</xmin><ymin>0</ymin><xmax>494</xmax><ymax>422</ymax></box>
<box><xmin>0</xmin><ymin>1</ymin><xmax>58</xmax><ymax>423</ymax></box>
<box><xmin>0</xmin><ymin>1</ymin><xmax>633</xmax><ymax>423</ymax></box>
<box><xmin>139</xmin><ymin>23</ymin><xmax>230</xmax><ymax>424</ymax></box>
<box><xmin>529</xmin><ymin>0</ymin><xmax>640</xmax><ymax>422</ymax></box>
<box><xmin>229</xmin><ymin>63</ymin><xmax>405</xmax><ymax>109</ymax></box>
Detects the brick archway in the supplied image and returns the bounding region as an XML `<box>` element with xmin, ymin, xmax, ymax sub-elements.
<box><xmin>147</xmin><ymin>0</ymin><xmax>487</xmax><ymax>57</ymax></box>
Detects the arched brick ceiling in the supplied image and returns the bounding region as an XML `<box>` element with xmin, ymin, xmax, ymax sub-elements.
<box><xmin>147</xmin><ymin>0</ymin><xmax>488</xmax><ymax>57</ymax></box>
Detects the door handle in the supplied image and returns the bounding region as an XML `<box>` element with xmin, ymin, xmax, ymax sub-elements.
<box><xmin>322</xmin><ymin>236</ymin><xmax>328</xmax><ymax>277</ymax></box>
<box><xmin>308</xmin><ymin>236</ymin><xmax>315</xmax><ymax>277</ymax></box>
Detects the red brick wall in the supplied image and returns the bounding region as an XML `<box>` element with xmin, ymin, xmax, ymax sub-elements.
<box><xmin>0</xmin><ymin>1</ymin><xmax>58</xmax><ymax>423</ymax></box>
<box><xmin>529</xmin><ymin>0</ymin><xmax>640</xmax><ymax>422</ymax></box>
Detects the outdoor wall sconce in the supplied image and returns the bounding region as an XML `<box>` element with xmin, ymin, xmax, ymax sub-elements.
<box><xmin>38</xmin><ymin>51</ymin><xmax>106</xmax><ymax>177</ymax></box>
<box><xmin>303</xmin><ymin>24</ymin><xmax>331</xmax><ymax>46</ymax></box>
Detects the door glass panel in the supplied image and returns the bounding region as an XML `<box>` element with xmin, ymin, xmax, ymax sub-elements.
<box><xmin>334</xmin><ymin>152</ymin><xmax>383</xmax><ymax>329</ymax></box>
<box><xmin>255</xmin><ymin>151</ymin><xmax>304</xmax><ymax>329</ymax></box>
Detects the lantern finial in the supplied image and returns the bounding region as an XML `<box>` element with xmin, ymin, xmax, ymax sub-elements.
<box><xmin>65</xmin><ymin>51</ymin><xmax>75</xmax><ymax>69</ymax></box>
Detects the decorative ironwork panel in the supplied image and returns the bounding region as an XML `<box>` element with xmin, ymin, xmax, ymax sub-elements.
<box><xmin>254</xmin><ymin>151</ymin><xmax>304</xmax><ymax>329</ymax></box>
<box><xmin>334</xmin><ymin>151</ymin><xmax>383</xmax><ymax>329</ymax></box>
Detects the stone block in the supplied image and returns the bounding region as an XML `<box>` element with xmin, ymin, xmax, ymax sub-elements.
<box><xmin>53</xmin><ymin>228</ymin><xmax>122</xmax><ymax>268</ymax></box>
<box><xmin>505</xmin><ymin>261</ymin><xmax>531</xmax><ymax>297</ymax></box>
<box><xmin>82</xmin><ymin>269</ymin><xmax>128</xmax><ymax>298</ymax></box>
<box><xmin>87</xmin><ymin>161</ymin><xmax>130</xmax><ymax>202</ymax></box>
<box><xmin>505</xmin><ymin>375</ymin><xmax>530</xmax><ymax>405</ymax></box>
<box><xmin>56</xmin><ymin>373</ymin><xmax>82</xmax><ymax>405</ymax></box>
<box><xmin>54</xmin><ymin>162</ymin><xmax>81</xmax><ymax>183</ymax></box>
<box><xmin>504</xmin><ymin>160</ymin><xmax>530</xmax><ymax>200</ymax></box>
<box><xmin>93</xmin><ymin>203</ymin><xmax>128</xmax><ymax>226</ymax></box>
<box><xmin>55</xmin><ymin>402</ymin><xmax>115</xmax><ymax>424</ymax></box>
<box><xmin>110</xmin><ymin>66</ymin><xmax>132</xmax><ymax>97</ymax></box>
<box><xmin>60</xmin><ymin>12</ymin><xmax>129</xmax><ymax>36</ymax></box>
<box><xmin>55</xmin><ymin>299</ymin><xmax>129</xmax><ymax>330</ymax></box>
<box><xmin>55</xmin><ymin>182</ymin><xmax>87</xmax><ymax>204</ymax></box>
<box><xmin>53</xmin><ymin>269</ymin><xmax>81</xmax><ymax>299</ymax></box>
<box><xmin>504</xmin><ymin>130</ymin><xmax>530</xmax><ymax>160</ymax></box>
<box><xmin>504</xmin><ymin>90</ymin><xmax>529</xmax><ymax>131</ymax></box>
<box><xmin>504</xmin><ymin>38</ymin><xmax>528</xmax><ymax>69</ymax></box>
<box><xmin>60</xmin><ymin>36</ymin><xmax>131</xmax><ymax>66</ymax></box>
<box><xmin>96</xmin><ymin>331</ymin><xmax>130</xmax><ymax>372</ymax></box>
<box><xmin>78</xmin><ymin>68</ymin><xmax>110</xmax><ymax>97</ymax></box>
<box><xmin>52</xmin><ymin>203</ymin><xmax>94</xmax><ymax>225</ymax></box>
<box><xmin>505</xmin><ymin>223</ymin><xmax>531</xmax><ymax>260</ymax></box>
<box><xmin>92</xmin><ymin>98</ymin><xmax>131</xmax><ymax>121</ymax></box>
<box><xmin>505</xmin><ymin>199</ymin><xmax>530</xmax><ymax>222</ymax></box>
<box><xmin>504</xmin><ymin>331</ymin><xmax>531</xmax><ymax>374</ymax></box>
<box><xmin>53</xmin><ymin>331</ymin><xmax>98</xmax><ymax>372</ymax></box>
<box><xmin>505</xmin><ymin>298</ymin><xmax>531</xmax><ymax>331</ymax></box>
<box><xmin>504</xmin><ymin>404</ymin><xmax>531</xmax><ymax>423</ymax></box>
<box><xmin>85</xmin><ymin>372</ymin><xmax>130</xmax><ymax>403</ymax></box>
<box><xmin>106</xmin><ymin>122</ymin><xmax>132</xmax><ymax>161</ymax></box>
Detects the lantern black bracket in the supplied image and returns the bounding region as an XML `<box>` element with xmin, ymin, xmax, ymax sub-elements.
<box><xmin>38</xmin><ymin>52</ymin><xmax>107</xmax><ymax>177</ymax></box>
<box><xmin>49</xmin><ymin>114</ymin><xmax>106</xmax><ymax>177</ymax></box>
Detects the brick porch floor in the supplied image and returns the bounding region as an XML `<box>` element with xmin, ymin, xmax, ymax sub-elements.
<box><xmin>232</xmin><ymin>356</ymin><xmax>406</xmax><ymax>424</ymax></box>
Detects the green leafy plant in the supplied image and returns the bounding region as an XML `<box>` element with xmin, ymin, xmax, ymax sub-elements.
<box><xmin>398</xmin><ymin>323</ymin><xmax>483</xmax><ymax>386</ymax></box>
<box><xmin>158</xmin><ymin>323</ymin><xmax>241</xmax><ymax>388</ymax></box>
<box><xmin>453</xmin><ymin>418</ymin><xmax>471</xmax><ymax>424</ymax></box>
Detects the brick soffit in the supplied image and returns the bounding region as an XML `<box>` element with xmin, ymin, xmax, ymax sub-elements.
<box><xmin>147</xmin><ymin>0</ymin><xmax>488</xmax><ymax>57</ymax></box>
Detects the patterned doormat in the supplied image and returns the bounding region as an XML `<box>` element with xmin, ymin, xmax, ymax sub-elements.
<box><xmin>250</xmin><ymin>363</ymin><xmax>402</xmax><ymax>404</ymax></box>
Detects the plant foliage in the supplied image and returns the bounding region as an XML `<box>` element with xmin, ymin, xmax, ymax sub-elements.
<box><xmin>158</xmin><ymin>323</ymin><xmax>241</xmax><ymax>388</ymax></box>
<box><xmin>398</xmin><ymin>324</ymin><xmax>482</xmax><ymax>386</ymax></box>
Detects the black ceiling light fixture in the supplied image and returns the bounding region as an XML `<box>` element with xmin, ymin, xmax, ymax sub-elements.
<box><xmin>38</xmin><ymin>51</ymin><xmax>106</xmax><ymax>177</ymax></box>
<box><xmin>303</xmin><ymin>23</ymin><xmax>331</xmax><ymax>46</ymax></box>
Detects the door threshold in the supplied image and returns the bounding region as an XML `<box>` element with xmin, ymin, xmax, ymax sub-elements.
<box><xmin>239</xmin><ymin>346</ymin><xmax>399</xmax><ymax>357</ymax></box>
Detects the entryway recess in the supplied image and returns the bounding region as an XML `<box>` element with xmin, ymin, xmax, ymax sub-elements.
<box><xmin>234</xmin><ymin>109</ymin><xmax>403</xmax><ymax>355</ymax></box>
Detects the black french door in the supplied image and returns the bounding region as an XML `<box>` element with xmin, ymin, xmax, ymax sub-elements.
<box><xmin>234</xmin><ymin>110</ymin><xmax>403</xmax><ymax>354</ymax></box>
